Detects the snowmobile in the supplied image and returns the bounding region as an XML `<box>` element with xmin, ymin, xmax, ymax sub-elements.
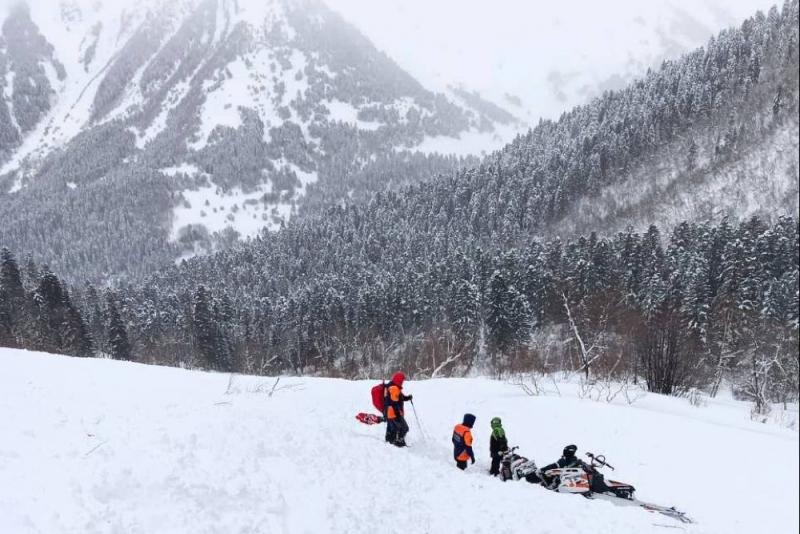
<box><xmin>497</xmin><ymin>446</ymin><xmax>540</xmax><ymax>482</ymax></box>
<box><xmin>541</xmin><ymin>452</ymin><xmax>634</xmax><ymax>497</ymax></box>
<box><xmin>540</xmin><ymin>452</ymin><xmax>693</xmax><ymax>524</ymax></box>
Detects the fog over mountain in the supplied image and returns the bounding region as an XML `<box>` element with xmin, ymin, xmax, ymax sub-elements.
<box><xmin>325</xmin><ymin>0</ymin><xmax>779</xmax><ymax>125</ymax></box>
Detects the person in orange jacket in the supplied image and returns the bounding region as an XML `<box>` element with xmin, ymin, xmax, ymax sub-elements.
<box><xmin>384</xmin><ymin>371</ymin><xmax>412</xmax><ymax>447</ymax></box>
<box><xmin>452</xmin><ymin>413</ymin><xmax>476</xmax><ymax>470</ymax></box>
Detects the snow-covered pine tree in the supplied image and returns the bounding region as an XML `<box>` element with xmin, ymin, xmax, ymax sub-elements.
<box><xmin>61</xmin><ymin>299</ymin><xmax>93</xmax><ymax>358</ymax></box>
<box><xmin>32</xmin><ymin>269</ymin><xmax>65</xmax><ymax>354</ymax></box>
<box><xmin>0</xmin><ymin>248</ymin><xmax>26</xmax><ymax>347</ymax></box>
<box><xmin>106</xmin><ymin>294</ymin><xmax>131</xmax><ymax>361</ymax></box>
<box><xmin>0</xmin><ymin>291</ymin><xmax>12</xmax><ymax>348</ymax></box>
<box><xmin>191</xmin><ymin>286</ymin><xmax>217</xmax><ymax>370</ymax></box>
<box><xmin>84</xmin><ymin>285</ymin><xmax>107</xmax><ymax>355</ymax></box>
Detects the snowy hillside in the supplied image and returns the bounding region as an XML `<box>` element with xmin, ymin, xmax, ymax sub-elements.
<box><xmin>1</xmin><ymin>348</ymin><xmax>798</xmax><ymax>534</ymax></box>
<box><xmin>0</xmin><ymin>0</ymin><xmax>505</xmax><ymax>281</ymax></box>
<box><xmin>0</xmin><ymin>0</ymin><xmax>502</xmax><ymax>178</ymax></box>
<box><xmin>549</xmin><ymin>110</ymin><xmax>800</xmax><ymax>237</ymax></box>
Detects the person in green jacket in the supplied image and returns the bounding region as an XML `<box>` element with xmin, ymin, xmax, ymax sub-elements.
<box><xmin>489</xmin><ymin>417</ymin><xmax>509</xmax><ymax>476</ymax></box>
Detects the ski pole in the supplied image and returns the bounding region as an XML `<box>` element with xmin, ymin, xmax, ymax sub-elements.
<box><xmin>410</xmin><ymin>399</ymin><xmax>429</xmax><ymax>442</ymax></box>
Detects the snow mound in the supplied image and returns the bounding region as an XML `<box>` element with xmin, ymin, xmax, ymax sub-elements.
<box><xmin>0</xmin><ymin>348</ymin><xmax>797</xmax><ymax>534</ymax></box>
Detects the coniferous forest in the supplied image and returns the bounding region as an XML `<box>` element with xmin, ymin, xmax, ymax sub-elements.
<box><xmin>1</xmin><ymin>1</ymin><xmax>798</xmax><ymax>417</ymax></box>
<box><xmin>2</xmin><ymin>214</ymin><xmax>798</xmax><ymax>411</ymax></box>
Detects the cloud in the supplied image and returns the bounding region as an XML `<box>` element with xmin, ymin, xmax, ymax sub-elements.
<box><xmin>0</xmin><ymin>0</ymin><xmax>23</xmax><ymax>15</ymax></box>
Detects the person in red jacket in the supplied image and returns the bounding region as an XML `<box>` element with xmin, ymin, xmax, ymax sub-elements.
<box><xmin>384</xmin><ymin>371</ymin><xmax>412</xmax><ymax>447</ymax></box>
<box><xmin>452</xmin><ymin>413</ymin><xmax>476</xmax><ymax>469</ymax></box>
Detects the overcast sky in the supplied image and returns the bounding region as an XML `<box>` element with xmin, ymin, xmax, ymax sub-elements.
<box><xmin>323</xmin><ymin>0</ymin><xmax>779</xmax><ymax>123</ymax></box>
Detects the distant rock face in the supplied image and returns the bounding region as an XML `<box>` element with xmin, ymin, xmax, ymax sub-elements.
<box><xmin>0</xmin><ymin>0</ymin><xmax>511</xmax><ymax>281</ymax></box>
<box><xmin>0</xmin><ymin>5</ymin><xmax>65</xmax><ymax>156</ymax></box>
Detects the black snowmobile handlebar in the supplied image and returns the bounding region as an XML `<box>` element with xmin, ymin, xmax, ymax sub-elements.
<box><xmin>586</xmin><ymin>452</ymin><xmax>615</xmax><ymax>470</ymax></box>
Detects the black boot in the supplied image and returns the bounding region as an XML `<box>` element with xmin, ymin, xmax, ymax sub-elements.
<box><xmin>385</xmin><ymin>420</ymin><xmax>396</xmax><ymax>443</ymax></box>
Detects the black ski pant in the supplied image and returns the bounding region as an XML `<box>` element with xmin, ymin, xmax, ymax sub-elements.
<box><xmin>489</xmin><ymin>457</ymin><xmax>501</xmax><ymax>476</ymax></box>
<box><xmin>386</xmin><ymin>415</ymin><xmax>409</xmax><ymax>445</ymax></box>
<box><xmin>590</xmin><ymin>472</ymin><xmax>612</xmax><ymax>493</ymax></box>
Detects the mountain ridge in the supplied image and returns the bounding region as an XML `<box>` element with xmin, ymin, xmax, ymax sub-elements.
<box><xmin>0</xmin><ymin>0</ymin><xmax>508</xmax><ymax>282</ymax></box>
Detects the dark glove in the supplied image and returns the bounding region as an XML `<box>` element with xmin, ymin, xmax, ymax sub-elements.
<box><xmin>471</xmin><ymin>457</ymin><xmax>476</xmax><ymax>464</ymax></box>
<box><xmin>404</xmin><ymin>394</ymin><xmax>413</xmax><ymax>401</ymax></box>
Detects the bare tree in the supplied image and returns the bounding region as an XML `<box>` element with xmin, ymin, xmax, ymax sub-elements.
<box><xmin>562</xmin><ymin>291</ymin><xmax>607</xmax><ymax>382</ymax></box>
<box><xmin>508</xmin><ymin>372</ymin><xmax>561</xmax><ymax>397</ymax></box>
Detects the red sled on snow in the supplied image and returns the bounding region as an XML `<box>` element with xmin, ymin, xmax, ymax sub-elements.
<box><xmin>356</xmin><ymin>413</ymin><xmax>384</xmax><ymax>425</ymax></box>
<box><xmin>355</xmin><ymin>382</ymin><xmax>389</xmax><ymax>425</ymax></box>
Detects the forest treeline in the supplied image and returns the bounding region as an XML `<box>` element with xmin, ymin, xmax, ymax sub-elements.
<box><xmin>1</xmin><ymin>216</ymin><xmax>797</xmax><ymax>412</ymax></box>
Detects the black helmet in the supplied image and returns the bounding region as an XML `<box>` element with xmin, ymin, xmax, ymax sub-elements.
<box><xmin>463</xmin><ymin>413</ymin><xmax>476</xmax><ymax>428</ymax></box>
<box><xmin>563</xmin><ymin>444</ymin><xmax>578</xmax><ymax>458</ymax></box>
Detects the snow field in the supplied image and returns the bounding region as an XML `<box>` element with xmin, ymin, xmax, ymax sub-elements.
<box><xmin>414</xmin><ymin>123</ymin><xmax>521</xmax><ymax>157</ymax></box>
<box><xmin>171</xmin><ymin>182</ymin><xmax>278</xmax><ymax>239</ymax></box>
<box><xmin>326</xmin><ymin>100</ymin><xmax>382</xmax><ymax>131</ymax></box>
<box><xmin>0</xmin><ymin>348</ymin><xmax>797</xmax><ymax>534</ymax></box>
<box><xmin>167</xmin><ymin>157</ymin><xmax>318</xmax><ymax>240</ymax></box>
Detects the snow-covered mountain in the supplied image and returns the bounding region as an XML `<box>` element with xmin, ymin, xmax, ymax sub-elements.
<box><xmin>0</xmin><ymin>0</ymin><xmax>509</xmax><ymax>280</ymax></box>
<box><xmin>2</xmin><ymin>348</ymin><xmax>797</xmax><ymax>533</ymax></box>
<box><xmin>0</xmin><ymin>0</ymin><xmax>796</xmax><ymax>284</ymax></box>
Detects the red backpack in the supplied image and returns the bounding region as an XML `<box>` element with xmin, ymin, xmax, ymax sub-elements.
<box><xmin>371</xmin><ymin>382</ymin><xmax>386</xmax><ymax>413</ymax></box>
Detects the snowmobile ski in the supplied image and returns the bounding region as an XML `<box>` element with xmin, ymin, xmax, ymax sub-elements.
<box><xmin>584</xmin><ymin>492</ymin><xmax>694</xmax><ymax>524</ymax></box>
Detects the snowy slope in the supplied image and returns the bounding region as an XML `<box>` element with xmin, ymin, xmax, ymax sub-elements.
<box><xmin>0</xmin><ymin>0</ymin><xmax>501</xmax><ymax>177</ymax></box>
<box><xmin>0</xmin><ymin>0</ymin><xmax>511</xmax><ymax>281</ymax></box>
<box><xmin>0</xmin><ymin>0</ymin><xmax>170</xmax><ymax>175</ymax></box>
<box><xmin>549</xmin><ymin>116</ymin><xmax>800</xmax><ymax>237</ymax></box>
<box><xmin>1</xmin><ymin>348</ymin><xmax>797</xmax><ymax>534</ymax></box>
